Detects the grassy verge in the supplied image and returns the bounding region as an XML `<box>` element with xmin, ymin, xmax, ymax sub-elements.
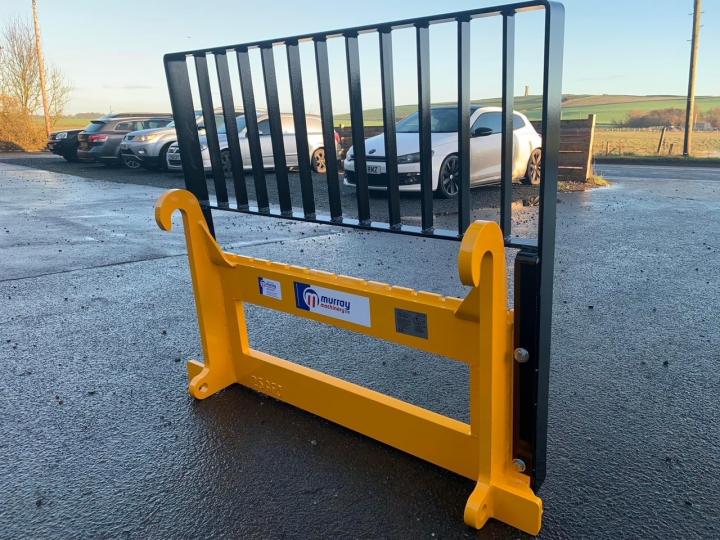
<box><xmin>558</xmin><ymin>175</ymin><xmax>609</xmax><ymax>192</ymax></box>
<box><xmin>595</xmin><ymin>155</ymin><xmax>720</xmax><ymax>167</ymax></box>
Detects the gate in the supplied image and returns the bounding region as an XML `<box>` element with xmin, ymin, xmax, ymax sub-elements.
<box><xmin>160</xmin><ymin>1</ymin><xmax>564</xmax><ymax>534</ymax></box>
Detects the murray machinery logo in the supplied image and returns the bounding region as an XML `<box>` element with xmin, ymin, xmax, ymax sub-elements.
<box><xmin>294</xmin><ymin>281</ymin><xmax>370</xmax><ymax>327</ymax></box>
<box><xmin>297</xmin><ymin>283</ymin><xmax>351</xmax><ymax>314</ymax></box>
<box><xmin>303</xmin><ymin>287</ymin><xmax>321</xmax><ymax>309</ymax></box>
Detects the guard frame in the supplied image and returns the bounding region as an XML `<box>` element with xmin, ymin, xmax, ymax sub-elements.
<box><xmin>163</xmin><ymin>0</ymin><xmax>563</xmax><ymax>501</ymax></box>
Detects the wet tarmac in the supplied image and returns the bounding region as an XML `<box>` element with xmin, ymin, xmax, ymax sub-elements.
<box><xmin>1</xmin><ymin>156</ymin><xmax>719</xmax><ymax>538</ymax></box>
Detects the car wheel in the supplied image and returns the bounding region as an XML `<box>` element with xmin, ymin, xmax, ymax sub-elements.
<box><xmin>524</xmin><ymin>148</ymin><xmax>542</xmax><ymax>186</ymax></box>
<box><xmin>122</xmin><ymin>156</ymin><xmax>142</xmax><ymax>170</ymax></box>
<box><xmin>436</xmin><ymin>154</ymin><xmax>459</xmax><ymax>198</ymax></box>
<box><xmin>158</xmin><ymin>143</ymin><xmax>172</xmax><ymax>171</ymax></box>
<box><xmin>220</xmin><ymin>149</ymin><xmax>232</xmax><ymax>177</ymax></box>
<box><xmin>311</xmin><ymin>147</ymin><xmax>327</xmax><ymax>173</ymax></box>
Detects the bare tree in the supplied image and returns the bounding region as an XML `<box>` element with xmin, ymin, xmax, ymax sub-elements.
<box><xmin>47</xmin><ymin>66</ymin><xmax>70</xmax><ymax>123</ymax></box>
<box><xmin>0</xmin><ymin>17</ymin><xmax>71</xmax><ymax>122</ymax></box>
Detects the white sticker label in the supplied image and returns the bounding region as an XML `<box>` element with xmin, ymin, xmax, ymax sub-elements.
<box><xmin>294</xmin><ymin>281</ymin><xmax>371</xmax><ymax>327</ymax></box>
<box><xmin>258</xmin><ymin>277</ymin><xmax>282</xmax><ymax>300</ymax></box>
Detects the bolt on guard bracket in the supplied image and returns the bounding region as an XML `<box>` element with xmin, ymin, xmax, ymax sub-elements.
<box><xmin>156</xmin><ymin>188</ymin><xmax>543</xmax><ymax>534</ymax></box>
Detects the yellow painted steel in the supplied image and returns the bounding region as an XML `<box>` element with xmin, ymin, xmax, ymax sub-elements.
<box><xmin>155</xmin><ymin>189</ymin><xmax>543</xmax><ymax>535</ymax></box>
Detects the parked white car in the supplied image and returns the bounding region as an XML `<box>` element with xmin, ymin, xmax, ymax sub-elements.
<box><xmin>166</xmin><ymin>113</ymin><xmax>337</xmax><ymax>174</ymax></box>
<box><xmin>343</xmin><ymin>105</ymin><xmax>542</xmax><ymax>198</ymax></box>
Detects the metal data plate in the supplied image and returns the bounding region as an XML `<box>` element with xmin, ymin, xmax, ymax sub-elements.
<box><xmin>395</xmin><ymin>308</ymin><xmax>429</xmax><ymax>339</ymax></box>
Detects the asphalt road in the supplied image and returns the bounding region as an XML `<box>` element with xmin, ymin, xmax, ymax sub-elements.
<box><xmin>1</xmin><ymin>155</ymin><xmax>719</xmax><ymax>538</ymax></box>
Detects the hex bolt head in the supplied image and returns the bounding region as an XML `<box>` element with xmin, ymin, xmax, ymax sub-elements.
<box><xmin>512</xmin><ymin>458</ymin><xmax>526</xmax><ymax>472</ymax></box>
<box><xmin>514</xmin><ymin>347</ymin><xmax>530</xmax><ymax>364</ymax></box>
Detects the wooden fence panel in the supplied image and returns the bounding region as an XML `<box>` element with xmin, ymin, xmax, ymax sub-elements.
<box><xmin>532</xmin><ymin>114</ymin><xmax>596</xmax><ymax>182</ymax></box>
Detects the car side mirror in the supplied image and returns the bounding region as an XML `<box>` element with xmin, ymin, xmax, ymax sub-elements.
<box><xmin>471</xmin><ymin>126</ymin><xmax>493</xmax><ymax>137</ymax></box>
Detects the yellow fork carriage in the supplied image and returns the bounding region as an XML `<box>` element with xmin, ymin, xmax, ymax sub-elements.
<box><xmin>160</xmin><ymin>1</ymin><xmax>564</xmax><ymax>534</ymax></box>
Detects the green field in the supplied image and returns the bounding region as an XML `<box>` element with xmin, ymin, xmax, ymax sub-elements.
<box><xmin>46</xmin><ymin>95</ymin><xmax>720</xmax><ymax>131</ymax></box>
<box><xmin>48</xmin><ymin>116</ymin><xmax>94</xmax><ymax>129</ymax></box>
<box><xmin>334</xmin><ymin>94</ymin><xmax>720</xmax><ymax>126</ymax></box>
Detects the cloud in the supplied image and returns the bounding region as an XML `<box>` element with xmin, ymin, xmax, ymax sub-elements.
<box><xmin>101</xmin><ymin>84</ymin><xmax>156</xmax><ymax>90</ymax></box>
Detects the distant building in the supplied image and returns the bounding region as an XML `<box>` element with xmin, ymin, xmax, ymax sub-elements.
<box><xmin>694</xmin><ymin>121</ymin><xmax>713</xmax><ymax>131</ymax></box>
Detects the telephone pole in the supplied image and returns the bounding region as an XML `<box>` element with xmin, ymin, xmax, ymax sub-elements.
<box><xmin>32</xmin><ymin>0</ymin><xmax>51</xmax><ymax>138</ymax></box>
<box><xmin>683</xmin><ymin>0</ymin><xmax>702</xmax><ymax>157</ymax></box>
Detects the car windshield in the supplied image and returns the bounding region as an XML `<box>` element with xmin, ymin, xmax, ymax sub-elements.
<box><xmin>83</xmin><ymin>121</ymin><xmax>106</xmax><ymax>133</ymax></box>
<box><xmin>218</xmin><ymin>116</ymin><xmax>247</xmax><ymax>134</ymax></box>
<box><xmin>396</xmin><ymin>108</ymin><xmax>458</xmax><ymax>133</ymax></box>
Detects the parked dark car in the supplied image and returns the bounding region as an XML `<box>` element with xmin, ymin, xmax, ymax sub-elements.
<box><xmin>47</xmin><ymin>129</ymin><xmax>83</xmax><ymax>162</ymax></box>
<box><xmin>76</xmin><ymin>113</ymin><xmax>172</xmax><ymax>166</ymax></box>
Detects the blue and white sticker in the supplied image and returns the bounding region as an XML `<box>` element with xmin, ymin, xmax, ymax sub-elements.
<box><xmin>294</xmin><ymin>282</ymin><xmax>371</xmax><ymax>327</ymax></box>
<box><xmin>258</xmin><ymin>277</ymin><xmax>282</xmax><ymax>300</ymax></box>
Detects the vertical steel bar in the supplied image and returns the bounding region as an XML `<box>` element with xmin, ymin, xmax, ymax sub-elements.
<box><xmin>500</xmin><ymin>12</ymin><xmax>516</xmax><ymax>238</ymax></box>
<box><xmin>416</xmin><ymin>23</ymin><xmax>433</xmax><ymax>233</ymax></box>
<box><xmin>379</xmin><ymin>27</ymin><xmax>401</xmax><ymax>229</ymax></box>
<box><xmin>533</xmin><ymin>0</ymin><xmax>565</xmax><ymax>490</ymax></box>
<box><xmin>214</xmin><ymin>50</ymin><xmax>248</xmax><ymax>209</ymax></box>
<box><xmin>313</xmin><ymin>37</ymin><xmax>342</xmax><ymax>221</ymax></box>
<box><xmin>457</xmin><ymin>16</ymin><xmax>471</xmax><ymax>236</ymax></box>
<box><xmin>236</xmin><ymin>46</ymin><xmax>270</xmax><ymax>212</ymax></box>
<box><xmin>194</xmin><ymin>53</ymin><xmax>229</xmax><ymax>207</ymax></box>
<box><xmin>286</xmin><ymin>40</ymin><xmax>316</xmax><ymax>218</ymax></box>
<box><xmin>345</xmin><ymin>32</ymin><xmax>371</xmax><ymax>225</ymax></box>
<box><xmin>163</xmin><ymin>53</ymin><xmax>215</xmax><ymax>236</ymax></box>
<box><xmin>260</xmin><ymin>44</ymin><xmax>292</xmax><ymax>216</ymax></box>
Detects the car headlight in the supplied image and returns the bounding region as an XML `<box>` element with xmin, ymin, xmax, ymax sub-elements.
<box><xmin>135</xmin><ymin>133</ymin><xmax>161</xmax><ymax>143</ymax></box>
<box><xmin>396</xmin><ymin>151</ymin><xmax>433</xmax><ymax>163</ymax></box>
<box><xmin>55</xmin><ymin>132</ymin><xmax>67</xmax><ymax>140</ymax></box>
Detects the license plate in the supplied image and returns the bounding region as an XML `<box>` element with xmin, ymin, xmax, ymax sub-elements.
<box><xmin>366</xmin><ymin>165</ymin><xmax>380</xmax><ymax>174</ymax></box>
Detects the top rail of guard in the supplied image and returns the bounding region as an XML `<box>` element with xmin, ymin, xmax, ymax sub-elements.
<box><xmin>163</xmin><ymin>0</ymin><xmax>563</xmax><ymax>253</ymax></box>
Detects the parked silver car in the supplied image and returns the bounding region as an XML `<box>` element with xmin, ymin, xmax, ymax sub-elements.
<box><xmin>167</xmin><ymin>113</ymin><xmax>338</xmax><ymax>174</ymax></box>
<box><xmin>118</xmin><ymin>109</ymin><xmax>240</xmax><ymax>170</ymax></box>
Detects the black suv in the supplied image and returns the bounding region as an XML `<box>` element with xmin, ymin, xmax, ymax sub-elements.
<box><xmin>77</xmin><ymin>113</ymin><xmax>172</xmax><ymax>166</ymax></box>
<box><xmin>47</xmin><ymin>129</ymin><xmax>83</xmax><ymax>162</ymax></box>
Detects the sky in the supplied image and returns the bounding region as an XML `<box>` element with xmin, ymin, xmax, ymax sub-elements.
<box><xmin>1</xmin><ymin>0</ymin><xmax>718</xmax><ymax>115</ymax></box>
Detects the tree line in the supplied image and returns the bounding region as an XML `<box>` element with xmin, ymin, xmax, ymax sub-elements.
<box><xmin>621</xmin><ymin>108</ymin><xmax>720</xmax><ymax>129</ymax></box>
<box><xmin>0</xmin><ymin>17</ymin><xmax>71</xmax><ymax>151</ymax></box>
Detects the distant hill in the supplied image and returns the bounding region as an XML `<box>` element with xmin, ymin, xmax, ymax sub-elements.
<box><xmin>334</xmin><ymin>94</ymin><xmax>720</xmax><ymax>126</ymax></box>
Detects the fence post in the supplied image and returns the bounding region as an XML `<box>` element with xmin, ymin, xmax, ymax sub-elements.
<box><xmin>584</xmin><ymin>114</ymin><xmax>596</xmax><ymax>181</ymax></box>
<box><xmin>656</xmin><ymin>126</ymin><xmax>667</xmax><ymax>154</ymax></box>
